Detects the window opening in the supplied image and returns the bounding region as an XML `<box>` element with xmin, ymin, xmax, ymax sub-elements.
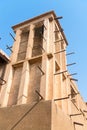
<box><xmin>71</xmin><ymin>86</ymin><xmax>77</xmax><ymax>104</ymax></box>
<box><xmin>17</xmin><ymin>31</ymin><xmax>29</xmax><ymax>61</ymax></box>
<box><xmin>8</xmin><ymin>65</ymin><xmax>23</xmax><ymax>106</ymax></box>
<box><xmin>32</xmin><ymin>24</ymin><xmax>44</xmax><ymax>57</ymax></box>
<box><xmin>55</xmin><ymin>61</ymin><xmax>60</xmax><ymax>72</ymax></box>
<box><xmin>54</xmin><ymin>24</ymin><xmax>59</xmax><ymax>41</ymax></box>
<box><xmin>27</xmin><ymin>59</ymin><xmax>42</xmax><ymax>103</ymax></box>
<box><xmin>0</xmin><ymin>58</ymin><xmax>6</xmax><ymax>86</ymax></box>
<box><xmin>62</xmin><ymin>73</ymin><xmax>66</xmax><ymax>81</ymax></box>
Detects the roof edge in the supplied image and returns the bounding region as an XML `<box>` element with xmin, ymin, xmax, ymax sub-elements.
<box><xmin>12</xmin><ymin>10</ymin><xmax>56</xmax><ymax>30</ymax></box>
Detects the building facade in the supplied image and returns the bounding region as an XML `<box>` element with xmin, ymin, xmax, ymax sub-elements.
<box><xmin>0</xmin><ymin>11</ymin><xmax>87</xmax><ymax>130</ymax></box>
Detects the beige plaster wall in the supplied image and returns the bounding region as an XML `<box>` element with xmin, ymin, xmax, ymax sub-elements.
<box><xmin>0</xmin><ymin>100</ymin><xmax>77</xmax><ymax>130</ymax></box>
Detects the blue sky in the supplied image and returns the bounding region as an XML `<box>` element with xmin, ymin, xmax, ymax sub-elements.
<box><xmin>0</xmin><ymin>0</ymin><xmax>87</xmax><ymax>101</ymax></box>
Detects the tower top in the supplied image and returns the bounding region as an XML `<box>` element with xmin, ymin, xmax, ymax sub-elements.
<box><xmin>12</xmin><ymin>10</ymin><xmax>68</xmax><ymax>45</ymax></box>
<box><xmin>12</xmin><ymin>11</ymin><xmax>56</xmax><ymax>29</ymax></box>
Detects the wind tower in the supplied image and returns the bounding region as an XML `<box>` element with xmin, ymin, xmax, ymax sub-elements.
<box><xmin>0</xmin><ymin>11</ymin><xmax>87</xmax><ymax>130</ymax></box>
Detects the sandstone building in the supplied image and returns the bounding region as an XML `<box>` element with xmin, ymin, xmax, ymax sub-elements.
<box><xmin>0</xmin><ymin>11</ymin><xmax>87</xmax><ymax>130</ymax></box>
